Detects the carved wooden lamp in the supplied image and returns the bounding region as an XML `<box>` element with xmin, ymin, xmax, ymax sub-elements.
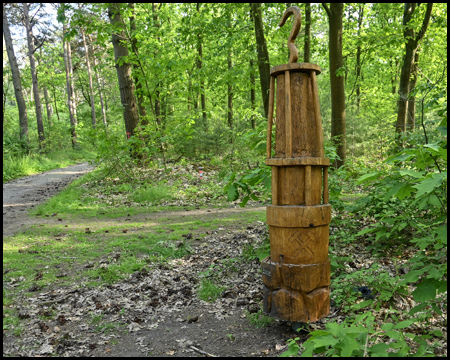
<box><xmin>261</xmin><ymin>6</ymin><xmax>331</xmax><ymax>323</ymax></box>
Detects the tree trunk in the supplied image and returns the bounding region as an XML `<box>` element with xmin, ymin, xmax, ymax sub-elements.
<box><xmin>63</xmin><ymin>22</ymin><xmax>77</xmax><ymax>148</ymax></box>
<box><xmin>152</xmin><ymin>3</ymin><xmax>162</xmax><ymax>128</ymax></box>
<box><xmin>197</xmin><ymin>3</ymin><xmax>207</xmax><ymax>132</ymax></box>
<box><xmin>304</xmin><ymin>3</ymin><xmax>311</xmax><ymax>63</ymax></box>
<box><xmin>250</xmin><ymin>59</ymin><xmax>256</xmax><ymax>129</ymax></box>
<box><xmin>23</xmin><ymin>2</ymin><xmax>45</xmax><ymax>148</ymax></box>
<box><xmin>3</xmin><ymin>4</ymin><xmax>29</xmax><ymax>147</ymax></box>
<box><xmin>80</xmin><ymin>25</ymin><xmax>96</xmax><ymax>128</ymax></box>
<box><xmin>407</xmin><ymin>51</ymin><xmax>419</xmax><ymax>131</ymax></box>
<box><xmin>395</xmin><ymin>3</ymin><xmax>433</xmax><ymax>147</ymax></box>
<box><xmin>89</xmin><ymin>33</ymin><xmax>107</xmax><ymax>128</ymax></box>
<box><xmin>356</xmin><ymin>4</ymin><xmax>364</xmax><ymax>112</ymax></box>
<box><xmin>251</xmin><ymin>3</ymin><xmax>271</xmax><ymax>119</ymax></box>
<box><xmin>129</xmin><ymin>3</ymin><xmax>148</xmax><ymax>124</ymax></box>
<box><xmin>323</xmin><ymin>3</ymin><xmax>346</xmax><ymax>168</ymax></box>
<box><xmin>108</xmin><ymin>3</ymin><xmax>140</xmax><ymax>139</ymax></box>
<box><xmin>227</xmin><ymin>50</ymin><xmax>233</xmax><ymax>140</ymax></box>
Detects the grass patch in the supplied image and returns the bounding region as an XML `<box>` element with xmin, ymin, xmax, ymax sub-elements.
<box><xmin>247</xmin><ymin>310</ymin><xmax>274</xmax><ymax>328</ymax></box>
<box><xmin>197</xmin><ymin>279</ymin><xmax>225</xmax><ymax>302</ymax></box>
<box><xmin>3</xmin><ymin>148</ymin><xmax>96</xmax><ymax>183</ymax></box>
<box><xmin>130</xmin><ymin>184</ymin><xmax>175</xmax><ymax>204</ymax></box>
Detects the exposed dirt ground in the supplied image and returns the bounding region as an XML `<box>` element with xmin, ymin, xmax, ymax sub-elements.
<box><xmin>3</xmin><ymin>163</ymin><xmax>310</xmax><ymax>357</ymax></box>
<box><xmin>3</xmin><ymin>162</ymin><xmax>95</xmax><ymax>239</ymax></box>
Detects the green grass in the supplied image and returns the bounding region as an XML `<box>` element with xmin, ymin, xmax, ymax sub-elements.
<box><xmin>130</xmin><ymin>184</ymin><xmax>175</xmax><ymax>204</ymax></box>
<box><xmin>197</xmin><ymin>279</ymin><xmax>225</xmax><ymax>302</ymax></box>
<box><xmin>3</xmin><ymin>148</ymin><xmax>96</xmax><ymax>183</ymax></box>
<box><xmin>247</xmin><ymin>310</ymin><xmax>274</xmax><ymax>328</ymax></box>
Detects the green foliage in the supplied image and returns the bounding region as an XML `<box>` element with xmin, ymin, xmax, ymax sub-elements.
<box><xmin>246</xmin><ymin>310</ymin><xmax>274</xmax><ymax>328</ymax></box>
<box><xmin>281</xmin><ymin>312</ymin><xmax>435</xmax><ymax>357</ymax></box>
<box><xmin>197</xmin><ymin>278</ymin><xmax>225</xmax><ymax>302</ymax></box>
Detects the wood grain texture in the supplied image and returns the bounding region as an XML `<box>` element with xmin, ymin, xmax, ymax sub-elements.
<box><xmin>264</xmin><ymin>53</ymin><xmax>330</xmax><ymax>322</ymax></box>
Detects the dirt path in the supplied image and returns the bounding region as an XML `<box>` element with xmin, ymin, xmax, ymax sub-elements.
<box><xmin>3</xmin><ymin>162</ymin><xmax>95</xmax><ymax>238</ymax></box>
<box><xmin>3</xmin><ymin>163</ymin><xmax>302</xmax><ymax>357</ymax></box>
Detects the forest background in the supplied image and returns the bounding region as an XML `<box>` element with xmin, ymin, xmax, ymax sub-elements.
<box><xmin>3</xmin><ymin>3</ymin><xmax>447</xmax><ymax>356</ymax></box>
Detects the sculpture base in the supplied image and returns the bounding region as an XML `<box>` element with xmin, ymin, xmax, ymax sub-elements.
<box><xmin>261</xmin><ymin>257</ymin><xmax>330</xmax><ymax>322</ymax></box>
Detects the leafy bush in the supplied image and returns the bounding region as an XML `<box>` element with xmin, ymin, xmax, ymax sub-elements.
<box><xmin>281</xmin><ymin>312</ymin><xmax>437</xmax><ymax>357</ymax></box>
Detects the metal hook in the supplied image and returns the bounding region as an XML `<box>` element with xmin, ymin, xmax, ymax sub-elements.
<box><xmin>279</xmin><ymin>6</ymin><xmax>302</xmax><ymax>63</ymax></box>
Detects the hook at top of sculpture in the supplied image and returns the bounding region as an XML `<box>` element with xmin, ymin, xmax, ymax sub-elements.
<box><xmin>279</xmin><ymin>6</ymin><xmax>302</xmax><ymax>64</ymax></box>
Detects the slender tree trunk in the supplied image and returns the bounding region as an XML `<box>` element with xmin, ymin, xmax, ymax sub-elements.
<box><xmin>23</xmin><ymin>2</ymin><xmax>45</xmax><ymax>148</ymax></box>
<box><xmin>51</xmin><ymin>82</ymin><xmax>60</xmax><ymax>122</ymax></box>
<box><xmin>356</xmin><ymin>4</ymin><xmax>364</xmax><ymax>112</ymax></box>
<box><xmin>251</xmin><ymin>3</ymin><xmax>271</xmax><ymax>119</ymax></box>
<box><xmin>196</xmin><ymin>3</ymin><xmax>207</xmax><ymax>132</ymax></box>
<box><xmin>187</xmin><ymin>67</ymin><xmax>192</xmax><ymax>112</ymax></box>
<box><xmin>129</xmin><ymin>3</ymin><xmax>148</xmax><ymax>124</ymax></box>
<box><xmin>152</xmin><ymin>3</ymin><xmax>162</xmax><ymax>128</ymax></box>
<box><xmin>250</xmin><ymin>59</ymin><xmax>256</xmax><ymax>129</ymax></box>
<box><xmin>43</xmin><ymin>85</ymin><xmax>52</xmax><ymax>125</ymax></box>
<box><xmin>37</xmin><ymin>48</ymin><xmax>53</xmax><ymax>126</ymax></box>
<box><xmin>323</xmin><ymin>3</ymin><xmax>346</xmax><ymax>168</ymax></box>
<box><xmin>67</xmin><ymin>38</ymin><xmax>77</xmax><ymax>123</ymax></box>
<box><xmin>395</xmin><ymin>3</ymin><xmax>432</xmax><ymax>146</ymax></box>
<box><xmin>304</xmin><ymin>3</ymin><xmax>311</xmax><ymax>63</ymax></box>
<box><xmin>63</xmin><ymin>22</ymin><xmax>77</xmax><ymax>148</ymax></box>
<box><xmin>80</xmin><ymin>26</ymin><xmax>96</xmax><ymax>128</ymax></box>
<box><xmin>227</xmin><ymin>51</ymin><xmax>233</xmax><ymax>140</ymax></box>
<box><xmin>108</xmin><ymin>3</ymin><xmax>140</xmax><ymax>139</ymax></box>
<box><xmin>407</xmin><ymin>51</ymin><xmax>419</xmax><ymax>132</ymax></box>
<box><xmin>89</xmin><ymin>34</ymin><xmax>107</xmax><ymax>128</ymax></box>
<box><xmin>3</xmin><ymin>4</ymin><xmax>29</xmax><ymax>147</ymax></box>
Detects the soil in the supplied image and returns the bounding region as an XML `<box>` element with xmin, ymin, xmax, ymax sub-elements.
<box><xmin>3</xmin><ymin>163</ymin><xmax>309</xmax><ymax>357</ymax></box>
<box><xmin>3</xmin><ymin>162</ymin><xmax>95</xmax><ymax>239</ymax></box>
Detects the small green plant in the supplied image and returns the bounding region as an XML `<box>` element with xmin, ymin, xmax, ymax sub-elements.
<box><xmin>242</xmin><ymin>239</ymin><xmax>270</xmax><ymax>262</ymax></box>
<box><xmin>197</xmin><ymin>278</ymin><xmax>225</xmax><ymax>302</ymax></box>
<box><xmin>247</xmin><ymin>309</ymin><xmax>274</xmax><ymax>328</ymax></box>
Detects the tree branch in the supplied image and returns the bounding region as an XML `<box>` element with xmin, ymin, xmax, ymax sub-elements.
<box><xmin>415</xmin><ymin>3</ymin><xmax>433</xmax><ymax>45</ymax></box>
<box><xmin>322</xmin><ymin>3</ymin><xmax>331</xmax><ymax>17</ymax></box>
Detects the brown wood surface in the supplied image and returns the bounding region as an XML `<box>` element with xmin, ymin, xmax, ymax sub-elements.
<box><xmin>264</xmin><ymin>27</ymin><xmax>330</xmax><ymax>321</ymax></box>
<box><xmin>305</xmin><ymin>165</ymin><xmax>311</xmax><ymax>205</ymax></box>
<box><xmin>266</xmin><ymin>204</ymin><xmax>331</xmax><ymax>227</ymax></box>
<box><xmin>266</xmin><ymin>75</ymin><xmax>275</xmax><ymax>158</ymax></box>
<box><xmin>270</xmin><ymin>62</ymin><xmax>321</xmax><ymax>77</ymax></box>
<box><xmin>272</xmin><ymin>70</ymin><xmax>324</xmax><ymax>159</ymax></box>
<box><xmin>275</xmin><ymin>73</ymin><xmax>286</xmax><ymax>158</ymax></box>
<box><xmin>311</xmin><ymin>70</ymin><xmax>324</xmax><ymax>157</ymax></box>
<box><xmin>265</xmin><ymin>157</ymin><xmax>330</xmax><ymax>166</ymax></box>
<box><xmin>323</xmin><ymin>167</ymin><xmax>329</xmax><ymax>204</ymax></box>
<box><xmin>269</xmin><ymin>225</ymin><xmax>329</xmax><ymax>265</ymax></box>
<box><xmin>285</xmin><ymin>70</ymin><xmax>292</xmax><ymax>158</ymax></box>
<box><xmin>271</xmin><ymin>166</ymin><xmax>279</xmax><ymax>206</ymax></box>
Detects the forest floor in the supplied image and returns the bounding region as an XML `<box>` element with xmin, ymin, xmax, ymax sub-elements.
<box><xmin>3</xmin><ymin>162</ymin><xmax>447</xmax><ymax>357</ymax></box>
<box><xmin>3</xmin><ymin>163</ymin><xmax>301</xmax><ymax>356</ymax></box>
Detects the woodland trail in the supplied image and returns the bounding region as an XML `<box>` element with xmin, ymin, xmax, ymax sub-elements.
<box><xmin>3</xmin><ymin>162</ymin><xmax>95</xmax><ymax>238</ymax></box>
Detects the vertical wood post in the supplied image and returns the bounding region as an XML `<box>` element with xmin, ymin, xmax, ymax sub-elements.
<box><xmin>261</xmin><ymin>6</ymin><xmax>331</xmax><ymax>323</ymax></box>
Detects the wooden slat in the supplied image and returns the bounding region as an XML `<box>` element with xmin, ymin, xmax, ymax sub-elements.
<box><xmin>271</xmin><ymin>166</ymin><xmax>278</xmax><ymax>206</ymax></box>
<box><xmin>305</xmin><ymin>165</ymin><xmax>311</xmax><ymax>206</ymax></box>
<box><xmin>285</xmin><ymin>70</ymin><xmax>292</xmax><ymax>158</ymax></box>
<box><xmin>265</xmin><ymin>157</ymin><xmax>330</xmax><ymax>166</ymax></box>
<box><xmin>266</xmin><ymin>204</ymin><xmax>331</xmax><ymax>227</ymax></box>
<box><xmin>270</xmin><ymin>62</ymin><xmax>321</xmax><ymax>77</ymax></box>
<box><xmin>266</xmin><ymin>75</ymin><xmax>275</xmax><ymax>159</ymax></box>
<box><xmin>323</xmin><ymin>167</ymin><xmax>329</xmax><ymax>204</ymax></box>
<box><xmin>310</xmin><ymin>71</ymin><xmax>324</xmax><ymax>157</ymax></box>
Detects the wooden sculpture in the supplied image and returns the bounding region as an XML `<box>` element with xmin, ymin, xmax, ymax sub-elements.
<box><xmin>261</xmin><ymin>6</ymin><xmax>331</xmax><ymax>323</ymax></box>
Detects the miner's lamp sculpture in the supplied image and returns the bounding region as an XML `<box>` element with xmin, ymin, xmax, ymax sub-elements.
<box><xmin>261</xmin><ymin>6</ymin><xmax>331</xmax><ymax>323</ymax></box>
